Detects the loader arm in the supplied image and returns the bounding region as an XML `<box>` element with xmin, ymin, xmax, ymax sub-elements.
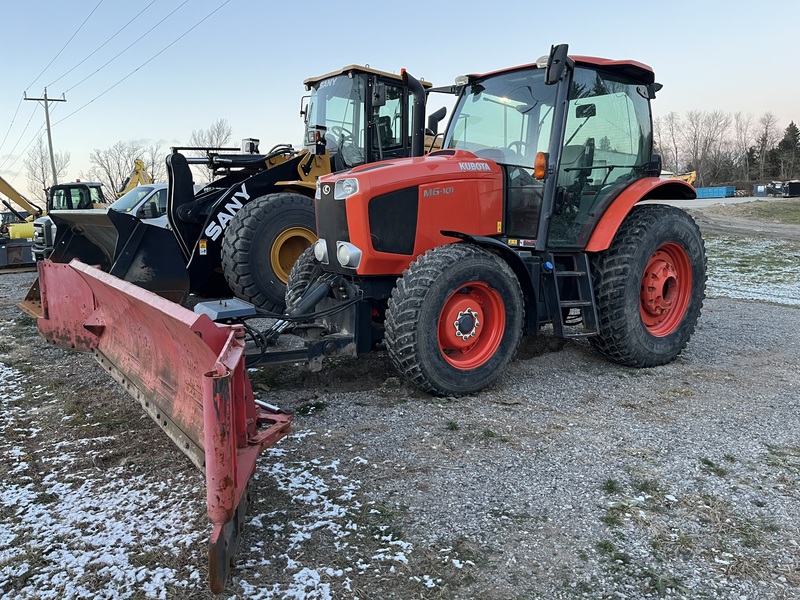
<box><xmin>25</xmin><ymin>259</ymin><xmax>293</xmax><ymax>593</ymax></box>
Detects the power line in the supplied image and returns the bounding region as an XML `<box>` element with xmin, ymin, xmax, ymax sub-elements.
<box><xmin>26</xmin><ymin>0</ymin><xmax>105</xmax><ymax>91</ymax></box>
<box><xmin>47</xmin><ymin>0</ymin><xmax>160</xmax><ymax>89</ymax></box>
<box><xmin>0</xmin><ymin>104</ymin><xmax>39</xmax><ymax>172</ymax></box>
<box><xmin>63</xmin><ymin>0</ymin><xmax>190</xmax><ymax>94</ymax></box>
<box><xmin>53</xmin><ymin>0</ymin><xmax>231</xmax><ymax>127</ymax></box>
<box><xmin>0</xmin><ymin>97</ymin><xmax>23</xmax><ymax>157</ymax></box>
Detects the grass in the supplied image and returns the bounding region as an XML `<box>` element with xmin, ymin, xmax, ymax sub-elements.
<box><xmin>707</xmin><ymin>198</ymin><xmax>800</xmax><ymax>225</ymax></box>
<box><xmin>601</xmin><ymin>479</ymin><xmax>622</xmax><ymax>494</ymax></box>
<box><xmin>699</xmin><ymin>457</ymin><xmax>728</xmax><ymax>477</ymax></box>
<box><xmin>296</xmin><ymin>399</ymin><xmax>327</xmax><ymax>416</ymax></box>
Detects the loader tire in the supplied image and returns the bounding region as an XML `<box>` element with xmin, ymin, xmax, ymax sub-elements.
<box><xmin>221</xmin><ymin>192</ymin><xmax>316</xmax><ymax>313</ymax></box>
<box><xmin>385</xmin><ymin>244</ymin><xmax>524</xmax><ymax>397</ymax></box>
<box><xmin>285</xmin><ymin>246</ymin><xmax>323</xmax><ymax>311</ymax></box>
<box><xmin>590</xmin><ymin>204</ymin><xmax>706</xmax><ymax>367</ymax></box>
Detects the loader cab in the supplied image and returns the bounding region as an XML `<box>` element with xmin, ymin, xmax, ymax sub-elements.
<box><xmin>303</xmin><ymin>66</ymin><xmax>431</xmax><ymax>171</ymax></box>
<box><xmin>442</xmin><ymin>53</ymin><xmax>660</xmax><ymax>250</ymax></box>
<box><xmin>47</xmin><ymin>182</ymin><xmax>109</xmax><ymax>211</ymax></box>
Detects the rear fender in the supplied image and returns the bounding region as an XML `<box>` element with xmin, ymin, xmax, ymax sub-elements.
<box><xmin>585</xmin><ymin>179</ymin><xmax>696</xmax><ymax>252</ymax></box>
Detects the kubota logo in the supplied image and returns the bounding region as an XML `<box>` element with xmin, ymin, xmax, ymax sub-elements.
<box><xmin>203</xmin><ymin>184</ymin><xmax>251</xmax><ymax>241</ymax></box>
<box><xmin>459</xmin><ymin>162</ymin><xmax>491</xmax><ymax>171</ymax></box>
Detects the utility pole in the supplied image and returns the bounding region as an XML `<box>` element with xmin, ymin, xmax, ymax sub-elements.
<box><xmin>24</xmin><ymin>88</ymin><xmax>66</xmax><ymax>185</ymax></box>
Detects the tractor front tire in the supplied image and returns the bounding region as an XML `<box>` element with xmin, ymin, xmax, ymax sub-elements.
<box><xmin>221</xmin><ymin>193</ymin><xmax>316</xmax><ymax>313</ymax></box>
<box><xmin>385</xmin><ymin>244</ymin><xmax>524</xmax><ymax>396</ymax></box>
<box><xmin>590</xmin><ymin>204</ymin><xmax>706</xmax><ymax>367</ymax></box>
<box><xmin>285</xmin><ymin>246</ymin><xmax>323</xmax><ymax>311</ymax></box>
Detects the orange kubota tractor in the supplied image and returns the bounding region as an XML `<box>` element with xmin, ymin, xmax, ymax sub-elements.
<box><xmin>23</xmin><ymin>44</ymin><xmax>705</xmax><ymax>592</ymax></box>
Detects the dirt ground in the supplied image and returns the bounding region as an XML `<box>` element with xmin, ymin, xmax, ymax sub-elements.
<box><xmin>1</xmin><ymin>201</ymin><xmax>798</xmax><ymax>599</ymax></box>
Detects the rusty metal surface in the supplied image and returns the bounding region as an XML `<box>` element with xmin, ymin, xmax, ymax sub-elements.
<box><xmin>30</xmin><ymin>258</ymin><xmax>294</xmax><ymax>592</ymax></box>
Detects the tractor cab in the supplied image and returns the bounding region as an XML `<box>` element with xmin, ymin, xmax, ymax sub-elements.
<box><xmin>302</xmin><ymin>66</ymin><xmax>432</xmax><ymax>171</ymax></box>
<box><xmin>442</xmin><ymin>52</ymin><xmax>671</xmax><ymax>251</ymax></box>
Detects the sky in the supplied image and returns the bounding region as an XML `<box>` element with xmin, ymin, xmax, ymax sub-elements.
<box><xmin>1</xmin><ymin>0</ymin><xmax>799</xmax><ymax>198</ymax></box>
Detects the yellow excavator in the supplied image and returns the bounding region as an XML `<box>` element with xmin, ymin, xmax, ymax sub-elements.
<box><xmin>0</xmin><ymin>175</ymin><xmax>44</xmax><ymax>240</ymax></box>
<box><xmin>116</xmin><ymin>158</ymin><xmax>153</xmax><ymax>198</ymax></box>
<box><xmin>661</xmin><ymin>170</ymin><xmax>697</xmax><ymax>186</ymax></box>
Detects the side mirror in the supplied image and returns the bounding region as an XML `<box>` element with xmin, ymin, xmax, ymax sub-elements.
<box><xmin>576</xmin><ymin>104</ymin><xmax>596</xmax><ymax>119</ymax></box>
<box><xmin>545</xmin><ymin>44</ymin><xmax>570</xmax><ymax>85</ymax></box>
<box><xmin>427</xmin><ymin>106</ymin><xmax>447</xmax><ymax>137</ymax></box>
<box><xmin>299</xmin><ymin>94</ymin><xmax>311</xmax><ymax>122</ymax></box>
<box><xmin>644</xmin><ymin>154</ymin><xmax>662</xmax><ymax>177</ymax></box>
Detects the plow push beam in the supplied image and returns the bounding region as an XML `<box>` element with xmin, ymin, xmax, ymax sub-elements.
<box><xmin>21</xmin><ymin>259</ymin><xmax>293</xmax><ymax>593</ymax></box>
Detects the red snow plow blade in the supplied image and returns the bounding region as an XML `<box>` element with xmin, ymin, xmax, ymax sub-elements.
<box><xmin>19</xmin><ymin>259</ymin><xmax>292</xmax><ymax>593</ymax></box>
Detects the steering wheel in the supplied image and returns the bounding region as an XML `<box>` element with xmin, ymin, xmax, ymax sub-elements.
<box><xmin>508</xmin><ymin>141</ymin><xmax>529</xmax><ymax>155</ymax></box>
<box><xmin>330</xmin><ymin>126</ymin><xmax>354</xmax><ymax>143</ymax></box>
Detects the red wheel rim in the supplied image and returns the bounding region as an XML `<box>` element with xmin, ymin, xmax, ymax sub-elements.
<box><xmin>438</xmin><ymin>281</ymin><xmax>506</xmax><ymax>369</ymax></box>
<box><xmin>639</xmin><ymin>242</ymin><xmax>692</xmax><ymax>336</ymax></box>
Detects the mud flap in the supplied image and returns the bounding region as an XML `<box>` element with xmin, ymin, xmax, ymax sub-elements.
<box><xmin>27</xmin><ymin>259</ymin><xmax>293</xmax><ymax>593</ymax></box>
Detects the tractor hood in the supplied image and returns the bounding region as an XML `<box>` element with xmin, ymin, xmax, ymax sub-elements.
<box><xmin>314</xmin><ymin>149</ymin><xmax>505</xmax><ymax>277</ymax></box>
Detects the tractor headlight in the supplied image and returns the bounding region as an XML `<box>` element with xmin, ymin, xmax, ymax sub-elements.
<box><xmin>315</xmin><ymin>179</ymin><xmax>321</xmax><ymax>199</ymax></box>
<box><xmin>314</xmin><ymin>239</ymin><xmax>329</xmax><ymax>264</ymax></box>
<box><xmin>336</xmin><ymin>242</ymin><xmax>362</xmax><ymax>268</ymax></box>
<box><xmin>334</xmin><ymin>178</ymin><xmax>359</xmax><ymax>200</ymax></box>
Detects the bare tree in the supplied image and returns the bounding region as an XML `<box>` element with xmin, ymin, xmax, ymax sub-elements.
<box><xmin>142</xmin><ymin>143</ymin><xmax>167</xmax><ymax>183</ymax></box>
<box><xmin>681</xmin><ymin>110</ymin><xmax>731</xmax><ymax>186</ymax></box>
<box><xmin>188</xmin><ymin>118</ymin><xmax>233</xmax><ymax>183</ymax></box>
<box><xmin>24</xmin><ymin>135</ymin><xmax>71</xmax><ymax>203</ymax></box>
<box><xmin>755</xmin><ymin>111</ymin><xmax>779</xmax><ymax>180</ymax></box>
<box><xmin>733</xmin><ymin>112</ymin><xmax>754</xmax><ymax>181</ymax></box>
<box><xmin>655</xmin><ymin>111</ymin><xmax>683</xmax><ymax>173</ymax></box>
<box><xmin>82</xmin><ymin>141</ymin><xmax>150</xmax><ymax>197</ymax></box>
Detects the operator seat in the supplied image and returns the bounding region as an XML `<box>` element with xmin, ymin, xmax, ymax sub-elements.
<box><xmin>377</xmin><ymin>116</ymin><xmax>393</xmax><ymax>147</ymax></box>
<box><xmin>558</xmin><ymin>144</ymin><xmax>587</xmax><ymax>190</ymax></box>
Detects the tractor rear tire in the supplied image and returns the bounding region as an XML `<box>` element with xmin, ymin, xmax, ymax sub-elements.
<box><xmin>385</xmin><ymin>244</ymin><xmax>524</xmax><ymax>396</ymax></box>
<box><xmin>285</xmin><ymin>246</ymin><xmax>323</xmax><ymax>311</ymax></box>
<box><xmin>221</xmin><ymin>192</ymin><xmax>316</xmax><ymax>313</ymax></box>
<box><xmin>590</xmin><ymin>204</ymin><xmax>706</xmax><ymax>367</ymax></box>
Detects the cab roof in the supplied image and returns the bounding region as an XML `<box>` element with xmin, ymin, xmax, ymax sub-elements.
<box><xmin>304</xmin><ymin>65</ymin><xmax>433</xmax><ymax>88</ymax></box>
<box><xmin>469</xmin><ymin>55</ymin><xmax>655</xmax><ymax>86</ymax></box>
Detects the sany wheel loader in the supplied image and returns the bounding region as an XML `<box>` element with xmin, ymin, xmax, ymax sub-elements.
<box><xmin>21</xmin><ymin>45</ymin><xmax>706</xmax><ymax>593</ymax></box>
<box><xmin>29</xmin><ymin>65</ymin><xmax>441</xmax><ymax>312</ymax></box>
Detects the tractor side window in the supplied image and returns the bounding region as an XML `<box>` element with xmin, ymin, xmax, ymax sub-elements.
<box><xmin>549</xmin><ymin>67</ymin><xmax>653</xmax><ymax>247</ymax></box>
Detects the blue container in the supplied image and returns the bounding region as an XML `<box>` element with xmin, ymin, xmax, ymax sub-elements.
<box><xmin>695</xmin><ymin>187</ymin><xmax>727</xmax><ymax>199</ymax></box>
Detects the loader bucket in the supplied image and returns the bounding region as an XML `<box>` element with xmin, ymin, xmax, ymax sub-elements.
<box><xmin>48</xmin><ymin>209</ymin><xmax>191</xmax><ymax>304</ymax></box>
<box><xmin>48</xmin><ymin>210</ymin><xmax>119</xmax><ymax>269</ymax></box>
<box><xmin>26</xmin><ymin>259</ymin><xmax>293</xmax><ymax>593</ymax></box>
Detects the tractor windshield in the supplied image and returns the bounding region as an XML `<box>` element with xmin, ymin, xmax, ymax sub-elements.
<box><xmin>306</xmin><ymin>74</ymin><xmax>367</xmax><ymax>169</ymax></box>
<box><xmin>444</xmin><ymin>67</ymin><xmax>557</xmax><ymax>167</ymax></box>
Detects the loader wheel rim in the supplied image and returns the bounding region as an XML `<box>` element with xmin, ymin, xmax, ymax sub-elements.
<box><xmin>639</xmin><ymin>243</ymin><xmax>692</xmax><ymax>337</ymax></box>
<box><xmin>270</xmin><ymin>227</ymin><xmax>316</xmax><ymax>284</ymax></box>
<box><xmin>438</xmin><ymin>281</ymin><xmax>505</xmax><ymax>369</ymax></box>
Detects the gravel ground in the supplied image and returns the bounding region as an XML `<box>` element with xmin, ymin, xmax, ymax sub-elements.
<box><xmin>0</xmin><ymin>207</ymin><xmax>799</xmax><ymax>599</ymax></box>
